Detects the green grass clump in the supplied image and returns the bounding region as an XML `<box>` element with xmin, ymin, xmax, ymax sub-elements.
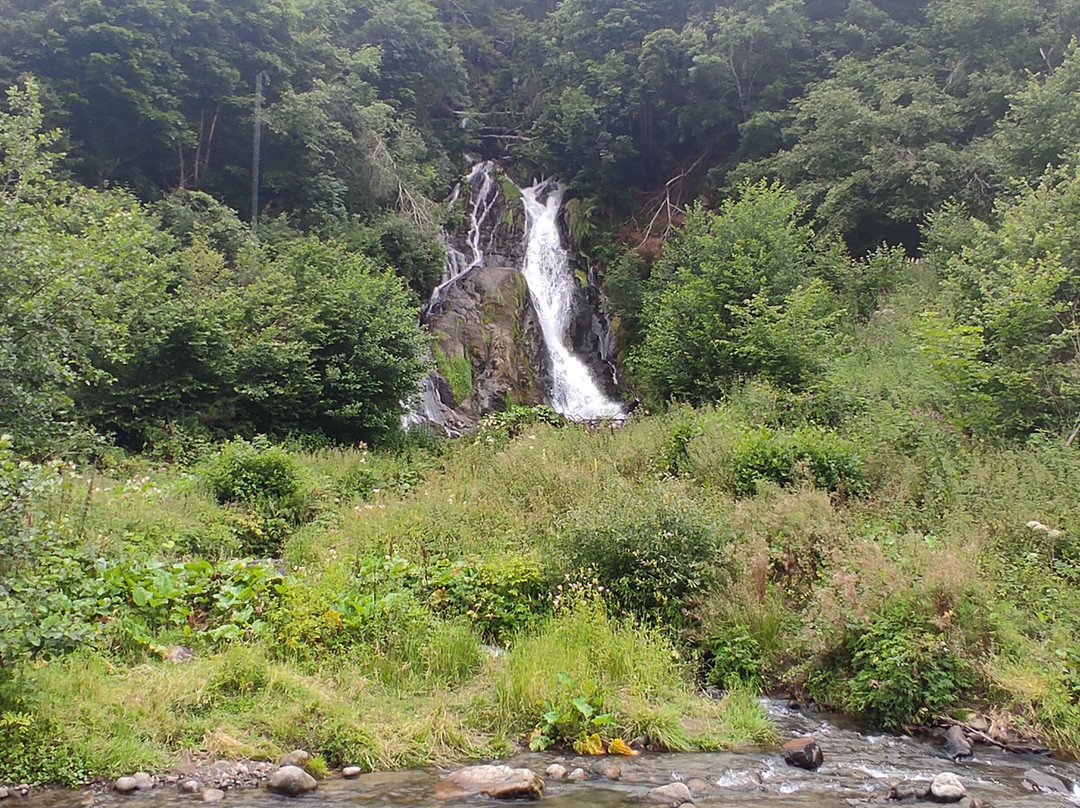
<box><xmin>489</xmin><ymin>597</ymin><xmax>774</xmax><ymax>752</ymax></box>
<box><xmin>434</xmin><ymin>344</ymin><xmax>474</xmax><ymax>405</ymax></box>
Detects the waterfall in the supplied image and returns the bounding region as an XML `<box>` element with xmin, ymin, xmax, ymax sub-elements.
<box><xmin>427</xmin><ymin>161</ymin><xmax>499</xmax><ymax>313</ymax></box>
<box><xmin>519</xmin><ymin>180</ymin><xmax>624</xmax><ymax>420</ymax></box>
<box><xmin>405</xmin><ymin>162</ymin><xmax>624</xmax><ymax>430</ymax></box>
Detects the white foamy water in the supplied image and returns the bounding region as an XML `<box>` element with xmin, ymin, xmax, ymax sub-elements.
<box><xmin>519</xmin><ymin>180</ymin><xmax>623</xmax><ymax>420</ymax></box>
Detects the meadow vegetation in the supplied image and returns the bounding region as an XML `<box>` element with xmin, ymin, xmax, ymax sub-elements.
<box><xmin>6</xmin><ymin>281</ymin><xmax>1080</xmax><ymax>782</ymax></box>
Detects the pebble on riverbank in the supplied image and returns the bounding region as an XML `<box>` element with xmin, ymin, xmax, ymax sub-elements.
<box><xmin>266</xmin><ymin>766</ymin><xmax>318</xmax><ymax>797</ymax></box>
<box><xmin>645</xmin><ymin>782</ymin><xmax>694</xmax><ymax>806</ymax></box>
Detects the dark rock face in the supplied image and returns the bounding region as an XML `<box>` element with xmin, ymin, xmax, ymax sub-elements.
<box><xmin>434</xmin><ymin>765</ymin><xmax>544</xmax><ymax>800</ymax></box>
<box><xmin>425</xmin><ymin>266</ymin><xmax>551</xmax><ymax>425</ymax></box>
<box><xmin>782</xmin><ymin>737</ymin><xmax>824</xmax><ymax>771</ymax></box>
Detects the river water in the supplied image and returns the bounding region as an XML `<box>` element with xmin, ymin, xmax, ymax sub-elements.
<box><xmin>23</xmin><ymin>703</ymin><xmax>1080</xmax><ymax>808</ymax></box>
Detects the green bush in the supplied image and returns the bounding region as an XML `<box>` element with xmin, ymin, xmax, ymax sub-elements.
<box><xmin>555</xmin><ymin>494</ymin><xmax>725</xmax><ymax>626</ymax></box>
<box><xmin>201</xmin><ymin>438</ymin><xmax>307</xmax><ymax>555</ymax></box>
<box><xmin>810</xmin><ymin>601</ymin><xmax>975</xmax><ymax>728</ymax></box>
<box><xmin>731</xmin><ymin>427</ymin><xmax>866</xmax><ymax>497</ymax></box>
<box><xmin>202</xmin><ymin>438</ymin><xmax>304</xmax><ymax>509</ymax></box>
<box><xmin>0</xmin><ymin>711</ymin><xmax>90</xmax><ymax>787</ymax></box>
<box><xmin>705</xmin><ymin>623</ymin><xmax>765</xmax><ymax>690</ymax></box>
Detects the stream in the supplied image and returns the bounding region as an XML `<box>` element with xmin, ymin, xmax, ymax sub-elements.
<box><xmin>21</xmin><ymin>703</ymin><xmax>1080</xmax><ymax>808</ymax></box>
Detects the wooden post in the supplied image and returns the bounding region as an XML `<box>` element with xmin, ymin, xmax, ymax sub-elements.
<box><xmin>251</xmin><ymin>71</ymin><xmax>264</xmax><ymax>236</ymax></box>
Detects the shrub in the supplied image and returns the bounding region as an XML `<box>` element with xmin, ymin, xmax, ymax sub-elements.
<box><xmin>554</xmin><ymin>493</ymin><xmax>725</xmax><ymax>626</ymax></box>
<box><xmin>202</xmin><ymin>438</ymin><xmax>304</xmax><ymax>509</ymax></box>
<box><xmin>810</xmin><ymin>600</ymin><xmax>975</xmax><ymax>728</ymax></box>
<box><xmin>201</xmin><ymin>438</ymin><xmax>307</xmax><ymax>555</ymax></box>
<box><xmin>731</xmin><ymin>426</ymin><xmax>866</xmax><ymax>497</ymax></box>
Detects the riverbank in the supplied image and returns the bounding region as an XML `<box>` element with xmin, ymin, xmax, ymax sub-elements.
<box><xmin>10</xmin><ymin>703</ymin><xmax>1080</xmax><ymax>808</ymax></box>
<box><xmin>5</xmin><ymin>394</ymin><xmax>1080</xmax><ymax>786</ymax></box>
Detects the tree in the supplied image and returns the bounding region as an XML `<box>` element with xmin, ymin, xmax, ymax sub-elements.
<box><xmin>628</xmin><ymin>182</ymin><xmax>848</xmax><ymax>404</ymax></box>
<box><xmin>0</xmin><ymin>79</ymin><xmax>171</xmax><ymax>452</ymax></box>
<box><xmin>922</xmin><ymin>158</ymin><xmax>1080</xmax><ymax>438</ymax></box>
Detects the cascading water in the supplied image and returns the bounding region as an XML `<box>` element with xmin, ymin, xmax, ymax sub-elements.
<box><xmin>519</xmin><ymin>180</ymin><xmax>624</xmax><ymax>420</ymax></box>
<box><xmin>405</xmin><ymin>162</ymin><xmax>624</xmax><ymax>430</ymax></box>
<box><xmin>427</xmin><ymin>161</ymin><xmax>499</xmax><ymax>313</ymax></box>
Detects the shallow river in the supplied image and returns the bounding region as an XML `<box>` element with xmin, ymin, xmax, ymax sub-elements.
<box><xmin>24</xmin><ymin>703</ymin><xmax>1080</xmax><ymax>808</ymax></box>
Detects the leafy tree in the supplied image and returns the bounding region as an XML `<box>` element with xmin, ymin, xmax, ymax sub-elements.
<box><xmin>989</xmin><ymin>39</ymin><xmax>1080</xmax><ymax>184</ymax></box>
<box><xmin>922</xmin><ymin>159</ymin><xmax>1080</xmax><ymax>437</ymax></box>
<box><xmin>0</xmin><ymin>79</ymin><xmax>171</xmax><ymax>452</ymax></box>
<box><xmin>736</xmin><ymin>49</ymin><xmax>989</xmax><ymax>251</ymax></box>
<box><xmin>628</xmin><ymin>181</ymin><xmax>848</xmax><ymax>404</ymax></box>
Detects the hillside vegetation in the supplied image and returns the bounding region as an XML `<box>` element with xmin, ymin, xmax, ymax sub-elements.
<box><xmin>5</xmin><ymin>0</ymin><xmax>1080</xmax><ymax>786</ymax></box>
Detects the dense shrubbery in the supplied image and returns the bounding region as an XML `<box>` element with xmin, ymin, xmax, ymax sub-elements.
<box><xmin>730</xmin><ymin>427</ymin><xmax>866</xmax><ymax>497</ymax></box>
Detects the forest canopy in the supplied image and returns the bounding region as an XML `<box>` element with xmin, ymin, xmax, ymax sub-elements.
<box><xmin>3</xmin><ymin>0</ymin><xmax>1080</xmax><ymax>450</ymax></box>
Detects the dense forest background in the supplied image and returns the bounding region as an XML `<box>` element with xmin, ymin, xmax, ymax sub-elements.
<box><xmin>4</xmin><ymin>0</ymin><xmax>1080</xmax><ymax>454</ymax></box>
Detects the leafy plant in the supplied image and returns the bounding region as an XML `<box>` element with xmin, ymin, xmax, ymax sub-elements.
<box><xmin>529</xmin><ymin>673</ymin><xmax>615</xmax><ymax>752</ymax></box>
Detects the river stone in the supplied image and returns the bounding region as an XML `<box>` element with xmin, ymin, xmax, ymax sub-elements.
<box><xmin>266</xmin><ymin>766</ymin><xmax>318</xmax><ymax>796</ymax></box>
<box><xmin>342</xmin><ymin>766</ymin><xmax>362</xmax><ymax>779</ymax></box>
<box><xmin>133</xmin><ymin>772</ymin><xmax>154</xmax><ymax>791</ymax></box>
<box><xmin>593</xmin><ymin>760</ymin><xmax>621</xmax><ymax>780</ymax></box>
<box><xmin>545</xmin><ymin>764</ymin><xmax>567</xmax><ymax>780</ymax></box>
<box><xmin>1022</xmin><ymin>768</ymin><xmax>1071</xmax><ymax>794</ymax></box>
<box><xmin>782</xmin><ymin>737</ymin><xmax>824</xmax><ymax>771</ymax></box>
<box><xmin>566</xmin><ymin>768</ymin><xmax>587</xmax><ymax>782</ymax></box>
<box><xmin>888</xmin><ymin>781</ymin><xmax>929</xmax><ymax>801</ymax></box>
<box><xmin>0</xmin><ymin>787</ymin><xmax>9</xmax><ymax>800</ymax></box>
<box><xmin>114</xmin><ymin>777</ymin><xmax>139</xmax><ymax>794</ymax></box>
<box><xmin>179</xmin><ymin>780</ymin><xmax>201</xmax><ymax>794</ymax></box>
<box><xmin>434</xmin><ymin>765</ymin><xmax>543</xmax><ymax>800</ymax></box>
<box><xmin>646</xmin><ymin>782</ymin><xmax>694</xmax><ymax>806</ymax></box>
<box><xmin>165</xmin><ymin>645</ymin><xmax>194</xmax><ymax>663</ymax></box>
<box><xmin>201</xmin><ymin>789</ymin><xmax>225</xmax><ymax>803</ymax></box>
<box><xmin>943</xmin><ymin>726</ymin><xmax>973</xmax><ymax>761</ymax></box>
<box><xmin>930</xmin><ymin>772</ymin><xmax>966</xmax><ymax>802</ymax></box>
<box><xmin>278</xmin><ymin>750</ymin><xmax>310</xmax><ymax>768</ymax></box>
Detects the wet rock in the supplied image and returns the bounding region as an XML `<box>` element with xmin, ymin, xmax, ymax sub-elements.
<box><xmin>434</xmin><ymin>765</ymin><xmax>543</xmax><ymax>800</ymax></box>
<box><xmin>0</xmin><ymin>787</ymin><xmax>9</xmax><ymax>800</ymax></box>
<box><xmin>943</xmin><ymin>725</ymin><xmax>973</xmax><ymax>761</ymax></box>
<box><xmin>566</xmin><ymin>768</ymin><xmax>587</xmax><ymax>782</ymax></box>
<box><xmin>646</xmin><ymin>782</ymin><xmax>694</xmax><ymax>806</ymax></box>
<box><xmin>930</xmin><ymin>772</ymin><xmax>966</xmax><ymax>802</ymax></box>
<box><xmin>201</xmin><ymin>789</ymin><xmax>225</xmax><ymax>803</ymax></box>
<box><xmin>685</xmin><ymin>778</ymin><xmax>709</xmax><ymax>792</ymax></box>
<box><xmin>425</xmin><ymin>267</ymin><xmax>551</xmax><ymax>424</ymax></box>
<box><xmin>179</xmin><ymin>780</ymin><xmax>201</xmax><ymax>794</ymax></box>
<box><xmin>888</xmin><ymin>781</ymin><xmax>930</xmax><ymax>801</ymax></box>
<box><xmin>113</xmin><ymin>777</ymin><xmax>139</xmax><ymax>794</ymax></box>
<box><xmin>278</xmin><ymin>750</ymin><xmax>310</xmax><ymax>768</ymax></box>
<box><xmin>593</xmin><ymin>761</ymin><xmax>621</xmax><ymax>781</ymax></box>
<box><xmin>957</xmin><ymin>798</ymin><xmax>985</xmax><ymax>808</ymax></box>
<box><xmin>266</xmin><ymin>766</ymin><xmax>318</xmax><ymax>797</ymax></box>
<box><xmin>132</xmin><ymin>772</ymin><xmax>154</xmax><ymax>791</ymax></box>
<box><xmin>342</xmin><ymin>766</ymin><xmax>362</xmax><ymax>779</ymax></box>
<box><xmin>1022</xmin><ymin>768</ymin><xmax>1071</xmax><ymax>794</ymax></box>
<box><xmin>782</xmin><ymin>737</ymin><xmax>824</xmax><ymax>771</ymax></box>
<box><xmin>545</xmin><ymin>764</ymin><xmax>567</xmax><ymax>780</ymax></box>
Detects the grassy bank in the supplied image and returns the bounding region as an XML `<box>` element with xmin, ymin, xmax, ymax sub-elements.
<box><xmin>5</xmin><ymin>293</ymin><xmax>1080</xmax><ymax>782</ymax></box>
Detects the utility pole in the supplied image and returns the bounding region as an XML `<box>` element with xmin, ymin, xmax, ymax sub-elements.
<box><xmin>251</xmin><ymin>71</ymin><xmax>264</xmax><ymax>237</ymax></box>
